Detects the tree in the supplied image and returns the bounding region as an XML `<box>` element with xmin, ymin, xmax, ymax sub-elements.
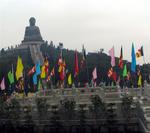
<box><xmin>78</xmin><ymin>104</ymin><xmax>87</xmax><ymax>133</ymax></box>
<box><xmin>89</xmin><ymin>95</ymin><xmax>106</xmax><ymax>132</ymax></box>
<box><xmin>36</xmin><ymin>97</ymin><xmax>48</xmax><ymax>133</ymax></box>
<box><xmin>1</xmin><ymin>48</ymin><xmax>5</xmax><ymax>55</ymax></box>
<box><xmin>23</xmin><ymin>104</ymin><xmax>34</xmax><ymax>129</ymax></box>
<box><xmin>0</xmin><ymin>97</ymin><xmax>9</xmax><ymax>120</ymax></box>
<box><xmin>50</xmin><ymin>105</ymin><xmax>63</xmax><ymax>133</ymax></box>
<box><xmin>8</xmin><ymin>98</ymin><xmax>21</xmax><ymax>124</ymax></box>
<box><xmin>36</xmin><ymin>97</ymin><xmax>48</xmax><ymax>122</ymax></box>
<box><xmin>105</xmin><ymin>103</ymin><xmax>117</xmax><ymax>132</ymax></box>
<box><xmin>60</xmin><ymin>98</ymin><xmax>76</xmax><ymax>120</ymax></box>
<box><xmin>121</xmin><ymin>95</ymin><xmax>137</xmax><ymax>132</ymax></box>
<box><xmin>60</xmin><ymin>98</ymin><xmax>76</xmax><ymax>132</ymax></box>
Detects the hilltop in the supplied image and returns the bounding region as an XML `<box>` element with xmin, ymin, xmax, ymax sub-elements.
<box><xmin>0</xmin><ymin>41</ymin><xmax>150</xmax><ymax>87</ymax></box>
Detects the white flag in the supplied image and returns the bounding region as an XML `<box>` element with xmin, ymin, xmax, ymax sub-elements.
<box><xmin>109</xmin><ymin>46</ymin><xmax>115</xmax><ymax>67</ymax></box>
<box><xmin>0</xmin><ymin>77</ymin><xmax>5</xmax><ymax>90</ymax></box>
<box><xmin>92</xmin><ymin>67</ymin><xmax>97</xmax><ymax>80</ymax></box>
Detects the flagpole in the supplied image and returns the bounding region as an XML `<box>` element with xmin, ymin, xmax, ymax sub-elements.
<box><xmin>143</xmin><ymin>56</ymin><xmax>146</xmax><ymax>64</ymax></box>
<box><xmin>53</xmin><ymin>49</ymin><xmax>56</xmax><ymax>88</ymax></box>
<box><xmin>85</xmin><ymin>55</ymin><xmax>90</xmax><ymax>86</ymax></box>
<box><xmin>11</xmin><ymin>63</ymin><xmax>14</xmax><ymax>94</ymax></box>
<box><xmin>82</xmin><ymin>44</ymin><xmax>89</xmax><ymax>86</ymax></box>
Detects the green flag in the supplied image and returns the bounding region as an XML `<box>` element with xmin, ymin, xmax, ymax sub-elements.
<box><xmin>8</xmin><ymin>71</ymin><xmax>14</xmax><ymax>84</ymax></box>
<box><xmin>38</xmin><ymin>80</ymin><xmax>42</xmax><ymax>91</ymax></box>
<box><xmin>123</xmin><ymin>64</ymin><xmax>127</xmax><ymax>77</ymax></box>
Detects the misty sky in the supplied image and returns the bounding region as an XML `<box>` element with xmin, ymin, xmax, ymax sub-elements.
<box><xmin>0</xmin><ymin>0</ymin><xmax>150</xmax><ymax>63</ymax></box>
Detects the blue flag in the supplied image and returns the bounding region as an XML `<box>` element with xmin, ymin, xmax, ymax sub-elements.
<box><xmin>36</xmin><ymin>61</ymin><xmax>41</xmax><ymax>75</ymax></box>
<box><xmin>33</xmin><ymin>73</ymin><xmax>37</xmax><ymax>85</ymax></box>
<box><xmin>131</xmin><ymin>43</ymin><xmax>136</xmax><ymax>72</ymax></box>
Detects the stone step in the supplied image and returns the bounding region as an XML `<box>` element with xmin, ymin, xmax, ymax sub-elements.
<box><xmin>29</xmin><ymin>45</ymin><xmax>44</xmax><ymax>65</ymax></box>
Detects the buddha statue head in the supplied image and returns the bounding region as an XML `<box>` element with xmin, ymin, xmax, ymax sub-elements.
<box><xmin>29</xmin><ymin>17</ymin><xmax>36</xmax><ymax>26</ymax></box>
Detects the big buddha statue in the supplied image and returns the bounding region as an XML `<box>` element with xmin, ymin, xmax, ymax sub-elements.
<box><xmin>22</xmin><ymin>17</ymin><xmax>44</xmax><ymax>43</ymax></box>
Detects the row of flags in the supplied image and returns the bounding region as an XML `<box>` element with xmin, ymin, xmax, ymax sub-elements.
<box><xmin>0</xmin><ymin>56</ymin><xmax>24</xmax><ymax>91</ymax></box>
<box><xmin>108</xmin><ymin>43</ymin><xmax>144</xmax><ymax>86</ymax></box>
<box><xmin>109</xmin><ymin>44</ymin><xmax>144</xmax><ymax>70</ymax></box>
<box><xmin>0</xmin><ymin>44</ymin><xmax>145</xmax><ymax>90</ymax></box>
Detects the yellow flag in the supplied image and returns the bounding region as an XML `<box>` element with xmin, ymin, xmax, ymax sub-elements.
<box><xmin>58</xmin><ymin>65</ymin><xmax>62</xmax><ymax>73</ymax></box>
<box><xmin>138</xmin><ymin>75</ymin><xmax>142</xmax><ymax>87</ymax></box>
<box><xmin>15</xmin><ymin>56</ymin><xmax>24</xmax><ymax>80</ymax></box>
<box><xmin>68</xmin><ymin>74</ymin><xmax>72</xmax><ymax>85</ymax></box>
<box><xmin>41</xmin><ymin>65</ymin><xmax>46</xmax><ymax>78</ymax></box>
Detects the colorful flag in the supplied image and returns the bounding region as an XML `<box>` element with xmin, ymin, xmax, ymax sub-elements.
<box><xmin>41</xmin><ymin>65</ymin><xmax>46</xmax><ymax>79</ymax></box>
<box><xmin>74</xmin><ymin>50</ymin><xmax>79</xmax><ymax>77</ymax></box>
<box><xmin>123</xmin><ymin>64</ymin><xmax>127</xmax><ymax>77</ymax></box>
<box><xmin>80</xmin><ymin>45</ymin><xmax>87</xmax><ymax>68</ymax></box>
<box><xmin>44</xmin><ymin>58</ymin><xmax>49</xmax><ymax>74</ymax></box>
<box><xmin>36</xmin><ymin>61</ymin><xmax>41</xmax><ymax>75</ymax></box>
<box><xmin>59</xmin><ymin>60</ymin><xmax>66</xmax><ymax>81</ymax></box>
<box><xmin>58</xmin><ymin>64</ymin><xmax>63</xmax><ymax>73</ymax></box>
<box><xmin>112</xmin><ymin>71</ymin><xmax>117</xmax><ymax>82</ymax></box>
<box><xmin>68</xmin><ymin>73</ymin><xmax>72</xmax><ymax>85</ymax></box>
<box><xmin>109</xmin><ymin>46</ymin><xmax>115</xmax><ymax>67</ymax></box>
<box><xmin>0</xmin><ymin>77</ymin><xmax>5</xmax><ymax>90</ymax></box>
<box><xmin>8</xmin><ymin>70</ymin><xmax>14</xmax><ymax>84</ymax></box>
<box><xmin>33</xmin><ymin>73</ymin><xmax>37</xmax><ymax>85</ymax></box>
<box><xmin>50</xmin><ymin>67</ymin><xmax>55</xmax><ymax>76</ymax></box>
<box><xmin>38</xmin><ymin>80</ymin><xmax>42</xmax><ymax>90</ymax></box>
<box><xmin>58</xmin><ymin>57</ymin><xmax>63</xmax><ymax>66</ymax></box>
<box><xmin>28</xmin><ymin>66</ymin><xmax>36</xmax><ymax>76</ymax></box>
<box><xmin>108</xmin><ymin>68</ymin><xmax>113</xmax><ymax>78</ymax></box>
<box><xmin>46</xmin><ymin>75</ymin><xmax>51</xmax><ymax>82</ymax></box>
<box><xmin>138</xmin><ymin>74</ymin><xmax>142</xmax><ymax>87</ymax></box>
<box><xmin>92</xmin><ymin>67</ymin><xmax>97</xmax><ymax>80</ymax></box>
<box><xmin>136</xmin><ymin>46</ymin><xmax>144</xmax><ymax>58</ymax></box>
<box><xmin>15</xmin><ymin>56</ymin><xmax>24</xmax><ymax>80</ymax></box>
<box><xmin>131</xmin><ymin>43</ymin><xmax>136</xmax><ymax>72</ymax></box>
<box><xmin>58</xmin><ymin>49</ymin><xmax>63</xmax><ymax>65</ymax></box>
<box><xmin>118</xmin><ymin>46</ymin><xmax>123</xmax><ymax>69</ymax></box>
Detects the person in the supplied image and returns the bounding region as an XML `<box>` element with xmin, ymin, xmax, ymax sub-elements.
<box><xmin>119</xmin><ymin>78</ymin><xmax>124</xmax><ymax>90</ymax></box>
<box><xmin>24</xmin><ymin>75</ymin><xmax>29</xmax><ymax>97</ymax></box>
<box><xmin>127</xmin><ymin>72</ymin><xmax>131</xmax><ymax>88</ymax></box>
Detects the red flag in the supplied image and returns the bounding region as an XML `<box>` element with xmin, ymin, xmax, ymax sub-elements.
<box><xmin>28</xmin><ymin>66</ymin><xmax>36</xmax><ymax>76</ymax></box>
<box><xmin>58</xmin><ymin>49</ymin><xmax>63</xmax><ymax>65</ymax></box>
<box><xmin>46</xmin><ymin>67</ymin><xmax>55</xmax><ymax>82</ymax></box>
<box><xmin>112</xmin><ymin>72</ymin><xmax>117</xmax><ymax>82</ymax></box>
<box><xmin>50</xmin><ymin>67</ymin><xmax>55</xmax><ymax>76</ymax></box>
<box><xmin>118</xmin><ymin>46</ymin><xmax>123</xmax><ymax>69</ymax></box>
<box><xmin>108</xmin><ymin>68</ymin><xmax>113</xmax><ymax>78</ymax></box>
<box><xmin>74</xmin><ymin>50</ymin><xmax>79</xmax><ymax>77</ymax></box>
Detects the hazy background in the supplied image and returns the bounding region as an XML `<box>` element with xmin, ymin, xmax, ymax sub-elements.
<box><xmin>0</xmin><ymin>0</ymin><xmax>149</xmax><ymax>63</ymax></box>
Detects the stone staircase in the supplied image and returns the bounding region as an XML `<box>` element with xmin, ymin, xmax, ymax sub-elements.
<box><xmin>139</xmin><ymin>98</ymin><xmax>150</xmax><ymax>132</ymax></box>
<box><xmin>29</xmin><ymin>44</ymin><xmax>44</xmax><ymax>65</ymax></box>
